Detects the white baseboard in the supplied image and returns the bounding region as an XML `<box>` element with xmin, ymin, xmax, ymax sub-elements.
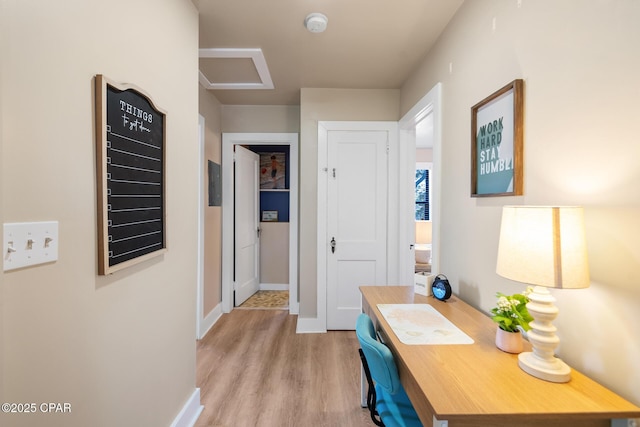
<box><xmin>198</xmin><ymin>302</ymin><xmax>222</xmax><ymax>340</ymax></box>
<box><xmin>171</xmin><ymin>388</ymin><xmax>203</xmax><ymax>427</ymax></box>
<box><xmin>289</xmin><ymin>301</ymin><xmax>299</xmax><ymax>315</ymax></box>
<box><xmin>296</xmin><ymin>316</ymin><xmax>326</xmax><ymax>334</ymax></box>
<box><xmin>259</xmin><ymin>283</ymin><xmax>289</xmax><ymax>291</ymax></box>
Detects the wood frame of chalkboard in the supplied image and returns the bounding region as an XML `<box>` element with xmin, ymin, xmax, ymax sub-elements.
<box><xmin>95</xmin><ymin>75</ymin><xmax>167</xmax><ymax>275</ymax></box>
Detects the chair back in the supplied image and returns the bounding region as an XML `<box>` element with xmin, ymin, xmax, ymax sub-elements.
<box><xmin>355</xmin><ymin>313</ymin><xmax>403</xmax><ymax>395</ymax></box>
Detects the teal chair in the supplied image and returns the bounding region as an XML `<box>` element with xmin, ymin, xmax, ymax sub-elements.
<box><xmin>356</xmin><ymin>313</ymin><xmax>423</xmax><ymax>427</ymax></box>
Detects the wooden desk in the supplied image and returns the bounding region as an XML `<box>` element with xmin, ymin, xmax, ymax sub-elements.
<box><xmin>360</xmin><ymin>286</ymin><xmax>640</xmax><ymax>427</ymax></box>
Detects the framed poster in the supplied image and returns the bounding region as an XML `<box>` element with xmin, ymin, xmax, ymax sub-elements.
<box><xmin>259</xmin><ymin>152</ymin><xmax>286</xmax><ymax>189</ymax></box>
<box><xmin>262</xmin><ymin>210</ymin><xmax>278</xmax><ymax>222</ymax></box>
<box><xmin>471</xmin><ymin>79</ymin><xmax>524</xmax><ymax>197</ymax></box>
<box><xmin>95</xmin><ymin>75</ymin><xmax>167</xmax><ymax>275</ymax></box>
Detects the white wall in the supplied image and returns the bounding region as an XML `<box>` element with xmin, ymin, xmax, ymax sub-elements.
<box><xmin>401</xmin><ymin>0</ymin><xmax>640</xmax><ymax>405</ymax></box>
<box><xmin>1</xmin><ymin>1</ymin><xmax>200</xmax><ymax>426</ymax></box>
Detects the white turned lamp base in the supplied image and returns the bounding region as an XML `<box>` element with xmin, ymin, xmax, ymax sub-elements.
<box><xmin>518</xmin><ymin>351</ymin><xmax>571</xmax><ymax>383</ymax></box>
<box><xmin>519</xmin><ymin>285</ymin><xmax>571</xmax><ymax>383</ymax></box>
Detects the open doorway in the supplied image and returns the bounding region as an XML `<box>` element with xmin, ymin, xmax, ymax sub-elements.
<box><xmin>221</xmin><ymin>133</ymin><xmax>299</xmax><ymax>315</ymax></box>
<box><xmin>414</xmin><ymin>116</ymin><xmax>434</xmax><ymax>287</ymax></box>
<box><xmin>236</xmin><ymin>144</ymin><xmax>291</xmax><ymax>310</ymax></box>
<box><xmin>398</xmin><ymin>83</ymin><xmax>442</xmax><ymax>288</ymax></box>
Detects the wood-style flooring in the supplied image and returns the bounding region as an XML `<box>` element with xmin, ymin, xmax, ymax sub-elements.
<box><xmin>195</xmin><ymin>309</ymin><xmax>372</xmax><ymax>427</ymax></box>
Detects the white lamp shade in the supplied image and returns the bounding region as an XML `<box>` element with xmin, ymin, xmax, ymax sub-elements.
<box><xmin>496</xmin><ymin>206</ymin><xmax>590</xmax><ymax>289</ymax></box>
<box><xmin>415</xmin><ymin>221</ymin><xmax>432</xmax><ymax>244</ymax></box>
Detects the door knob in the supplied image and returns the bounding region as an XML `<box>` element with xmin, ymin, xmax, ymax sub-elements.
<box><xmin>330</xmin><ymin>237</ymin><xmax>336</xmax><ymax>254</ymax></box>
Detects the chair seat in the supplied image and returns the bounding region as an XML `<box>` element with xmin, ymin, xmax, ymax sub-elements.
<box><xmin>375</xmin><ymin>383</ymin><xmax>423</xmax><ymax>427</ymax></box>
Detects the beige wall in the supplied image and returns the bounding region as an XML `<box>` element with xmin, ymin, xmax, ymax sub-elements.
<box><xmin>416</xmin><ymin>148</ymin><xmax>432</xmax><ymax>163</ymax></box>
<box><xmin>221</xmin><ymin>105</ymin><xmax>300</xmax><ymax>133</ymax></box>
<box><xmin>199</xmin><ymin>86</ymin><xmax>223</xmax><ymax>317</ymax></box>
<box><xmin>260</xmin><ymin>222</ymin><xmax>289</xmax><ymax>284</ymax></box>
<box><xmin>1</xmin><ymin>1</ymin><xmax>200</xmax><ymax>426</ymax></box>
<box><xmin>299</xmin><ymin>88</ymin><xmax>400</xmax><ymax>316</ymax></box>
<box><xmin>401</xmin><ymin>0</ymin><xmax>640</xmax><ymax>405</ymax></box>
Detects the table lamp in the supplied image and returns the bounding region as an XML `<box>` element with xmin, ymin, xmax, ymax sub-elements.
<box><xmin>496</xmin><ymin>206</ymin><xmax>590</xmax><ymax>383</ymax></box>
<box><xmin>415</xmin><ymin>221</ymin><xmax>432</xmax><ymax>245</ymax></box>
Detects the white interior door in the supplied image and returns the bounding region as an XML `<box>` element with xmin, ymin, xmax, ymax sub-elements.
<box><xmin>326</xmin><ymin>130</ymin><xmax>388</xmax><ymax>330</ymax></box>
<box><xmin>234</xmin><ymin>145</ymin><xmax>260</xmax><ymax>306</ymax></box>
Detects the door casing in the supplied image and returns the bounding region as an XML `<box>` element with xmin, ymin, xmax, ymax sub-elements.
<box><xmin>398</xmin><ymin>83</ymin><xmax>442</xmax><ymax>286</ymax></box>
<box><xmin>197</xmin><ymin>114</ymin><xmax>205</xmax><ymax>338</ymax></box>
<box><xmin>221</xmin><ymin>133</ymin><xmax>299</xmax><ymax>314</ymax></box>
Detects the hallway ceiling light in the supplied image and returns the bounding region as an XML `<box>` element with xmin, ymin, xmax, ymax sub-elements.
<box><xmin>304</xmin><ymin>13</ymin><xmax>328</xmax><ymax>33</ymax></box>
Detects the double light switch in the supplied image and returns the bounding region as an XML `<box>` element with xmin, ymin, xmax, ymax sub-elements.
<box><xmin>3</xmin><ymin>221</ymin><xmax>59</xmax><ymax>271</ymax></box>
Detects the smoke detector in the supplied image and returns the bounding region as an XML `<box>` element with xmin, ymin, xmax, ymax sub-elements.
<box><xmin>304</xmin><ymin>13</ymin><xmax>328</xmax><ymax>33</ymax></box>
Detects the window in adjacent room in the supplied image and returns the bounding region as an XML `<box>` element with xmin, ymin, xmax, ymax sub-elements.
<box><xmin>415</xmin><ymin>167</ymin><xmax>430</xmax><ymax>221</ymax></box>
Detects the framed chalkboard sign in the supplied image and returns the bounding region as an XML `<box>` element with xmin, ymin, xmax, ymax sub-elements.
<box><xmin>95</xmin><ymin>75</ymin><xmax>167</xmax><ymax>275</ymax></box>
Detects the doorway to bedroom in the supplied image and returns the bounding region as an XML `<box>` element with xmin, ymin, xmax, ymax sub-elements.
<box><xmin>398</xmin><ymin>83</ymin><xmax>442</xmax><ymax>291</ymax></box>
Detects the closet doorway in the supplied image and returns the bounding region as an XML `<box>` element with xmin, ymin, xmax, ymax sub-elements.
<box><xmin>221</xmin><ymin>133</ymin><xmax>299</xmax><ymax>314</ymax></box>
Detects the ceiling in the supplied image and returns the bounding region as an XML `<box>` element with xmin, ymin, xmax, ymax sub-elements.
<box><xmin>194</xmin><ymin>0</ymin><xmax>464</xmax><ymax>105</ymax></box>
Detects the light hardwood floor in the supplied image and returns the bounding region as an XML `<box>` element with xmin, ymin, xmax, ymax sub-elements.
<box><xmin>195</xmin><ymin>309</ymin><xmax>372</xmax><ymax>427</ymax></box>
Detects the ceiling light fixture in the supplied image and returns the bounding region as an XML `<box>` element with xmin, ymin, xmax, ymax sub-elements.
<box><xmin>304</xmin><ymin>13</ymin><xmax>328</xmax><ymax>33</ymax></box>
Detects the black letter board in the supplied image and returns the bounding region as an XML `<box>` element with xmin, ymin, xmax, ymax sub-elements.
<box><xmin>95</xmin><ymin>75</ymin><xmax>167</xmax><ymax>275</ymax></box>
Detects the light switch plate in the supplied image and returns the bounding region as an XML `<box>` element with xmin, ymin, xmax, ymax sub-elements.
<box><xmin>3</xmin><ymin>221</ymin><xmax>59</xmax><ymax>271</ymax></box>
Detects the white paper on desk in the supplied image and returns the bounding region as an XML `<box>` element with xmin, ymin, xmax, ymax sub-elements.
<box><xmin>377</xmin><ymin>304</ymin><xmax>474</xmax><ymax>345</ymax></box>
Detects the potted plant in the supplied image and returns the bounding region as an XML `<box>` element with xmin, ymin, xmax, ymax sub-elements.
<box><xmin>490</xmin><ymin>288</ymin><xmax>534</xmax><ymax>353</ymax></box>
